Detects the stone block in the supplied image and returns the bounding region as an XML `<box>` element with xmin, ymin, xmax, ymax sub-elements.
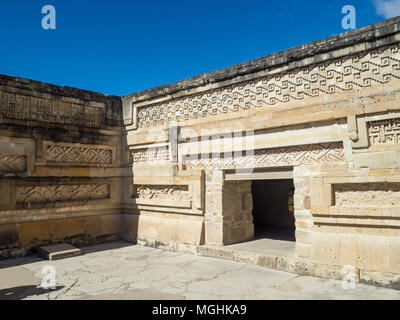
<box><xmin>296</xmin><ymin>243</ymin><xmax>312</xmax><ymax>259</ymax></box>
<box><xmin>356</xmin><ymin>235</ymin><xmax>391</xmax><ymax>272</ymax></box>
<box><xmin>294</xmin><ymin>194</ymin><xmax>304</xmax><ymax>210</ymax></box>
<box><xmin>359</xmin><ymin>270</ymin><xmax>400</xmax><ymax>290</ymax></box>
<box><xmin>138</xmin><ymin>215</ymin><xmax>204</xmax><ymax>246</ymax></box>
<box><xmin>121</xmin><ymin>214</ymin><xmax>139</xmax><ymax>241</ymax></box>
<box><xmin>0</xmin><ymin>224</ymin><xmax>19</xmax><ymax>249</ymax></box>
<box><xmin>37</xmin><ymin>243</ymin><xmax>82</xmax><ymax>261</ymax></box>
<box><xmin>49</xmin><ymin>218</ymin><xmax>87</xmax><ymax>243</ymax></box>
<box><xmin>295</xmin><ymin>228</ymin><xmax>313</xmax><ymax>245</ymax></box>
<box><xmin>390</xmin><ymin>237</ymin><xmax>400</xmax><ymax>273</ymax></box>
<box><xmin>0</xmin><ymin>181</ymin><xmax>11</xmax><ymax>206</ymax></box>
<box><xmin>276</xmin><ymin>257</ymin><xmax>314</xmax><ymax>276</ymax></box>
<box><xmin>312</xmin><ymin>232</ymin><xmax>340</xmax><ymax>265</ymax></box>
<box><xmin>293</xmin><ymin>177</ymin><xmax>310</xmax><ymax>193</ymax></box>
<box><xmin>353</xmin><ymin>151</ymin><xmax>400</xmax><ymax>170</ymax></box>
<box><xmin>293</xmin><ymin>167</ymin><xmax>311</xmax><ymax>178</ymax></box>
<box><xmin>310</xmin><ymin>178</ymin><xmax>332</xmax><ymax>207</ymax></box>
<box><xmin>18</xmin><ymin>221</ymin><xmax>50</xmax><ymax>247</ymax></box>
<box><xmin>339</xmin><ymin>234</ymin><xmax>357</xmax><ymax>267</ymax></box>
<box><xmin>101</xmin><ymin>214</ymin><xmax>121</xmax><ymax>235</ymax></box>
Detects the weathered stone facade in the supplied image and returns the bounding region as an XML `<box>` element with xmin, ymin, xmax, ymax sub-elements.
<box><xmin>0</xmin><ymin>74</ymin><xmax>125</xmax><ymax>258</ymax></box>
<box><xmin>2</xmin><ymin>17</ymin><xmax>400</xmax><ymax>287</ymax></box>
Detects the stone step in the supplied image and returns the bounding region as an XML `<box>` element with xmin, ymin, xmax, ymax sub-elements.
<box><xmin>36</xmin><ymin>244</ymin><xmax>82</xmax><ymax>261</ymax></box>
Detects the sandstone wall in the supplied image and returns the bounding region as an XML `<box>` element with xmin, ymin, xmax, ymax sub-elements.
<box><xmin>0</xmin><ymin>74</ymin><xmax>126</xmax><ymax>258</ymax></box>
<box><xmin>122</xmin><ymin>17</ymin><xmax>400</xmax><ymax>280</ymax></box>
<box><xmin>1</xmin><ymin>16</ymin><xmax>400</xmax><ymax>285</ymax></box>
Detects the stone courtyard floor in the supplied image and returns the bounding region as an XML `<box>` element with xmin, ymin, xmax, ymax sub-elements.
<box><xmin>0</xmin><ymin>241</ymin><xmax>399</xmax><ymax>300</ymax></box>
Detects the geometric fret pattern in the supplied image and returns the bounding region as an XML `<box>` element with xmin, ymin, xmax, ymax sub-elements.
<box><xmin>129</xmin><ymin>146</ymin><xmax>169</xmax><ymax>164</ymax></box>
<box><xmin>131</xmin><ymin>184</ymin><xmax>190</xmax><ymax>201</ymax></box>
<box><xmin>184</xmin><ymin>142</ymin><xmax>345</xmax><ymax>169</ymax></box>
<box><xmin>16</xmin><ymin>184</ymin><xmax>110</xmax><ymax>204</ymax></box>
<box><xmin>46</xmin><ymin>145</ymin><xmax>112</xmax><ymax>164</ymax></box>
<box><xmin>0</xmin><ymin>92</ymin><xmax>104</xmax><ymax>128</ymax></box>
<box><xmin>137</xmin><ymin>45</ymin><xmax>400</xmax><ymax>128</ymax></box>
<box><xmin>368</xmin><ymin>118</ymin><xmax>400</xmax><ymax>145</ymax></box>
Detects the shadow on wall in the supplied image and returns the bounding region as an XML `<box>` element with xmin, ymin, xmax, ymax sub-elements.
<box><xmin>119</xmin><ymin>109</ymin><xmax>138</xmax><ymax>243</ymax></box>
<box><xmin>251</xmin><ymin>179</ymin><xmax>295</xmax><ymax>241</ymax></box>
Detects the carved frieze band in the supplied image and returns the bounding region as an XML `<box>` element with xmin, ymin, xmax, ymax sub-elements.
<box><xmin>131</xmin><ymin>184</ymin><xmax>190</xmax><ymax>201</ymax></box>
<box><xmin>137</xmin><ymin>45</ymin><xmax>400</xmax><ymax>128</ymax></box>
<box><xmin>184</xmin><ymin>142</ymin><xmax>345</xmax><ymax>169</ymax></box>
<box><xmin>334</xmin><ymin>183</ymin><xmax>400</xmax><ymax>207</ymax></box>
<box><xmin>46</xmin><ymin>145</ymin><xmax>112</xmax><ymax>164</ymax></box>
<box><xmin>16</xmin><ymin>184</ymin><xmax>110</xmax><ymax>204</ymax></box>
<box><xmin>368</xmin><ymin>118</ymin><xmax>400</xmax><ymax>145</ymax></box>
<box><xmin>129</xmin><ymin>146</ymin><xmax>169</xmax><ymax>164</ymax></box>
<box><xmin>0</xmin><ymin>92</ymin><xmax>105</xmax><ymax>127</ymax></box>
<box><xmin>0</xmin><ymin>155</ymin><xmax>27</xmax><ymax>172</ymax></box>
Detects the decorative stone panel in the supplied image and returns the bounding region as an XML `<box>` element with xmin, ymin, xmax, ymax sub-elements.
<box><xmin>129</xmin><ymin>146</ymin><xmax>169</xmax><ymax>164</ymax></box>
<box><xmin>334</xmin><ymin>183</ymin><xmax>400</xmax><ymax>207</ymax></box>
<box><xmin>16</xmin><ymin>184</ymin><xmax>110</xmax><ymax>204</ymax></box>
<box><xmin>131</xmin><ymin>184</ymin><xmax>190</xmax><ymax>201</ymax></box>
<box><xmin>0</xmin><ymin>92</ymin><xmax>105</xmax><ymax>127</ymax></box>
<box><xmin>368</xmin><ymin>118</ymin><xmax>400</xmax><ymax>145</ymax></box>
<box><xmin>136</xmin><ymin>45</ymin><xmax>400</xmax><ymax>129</ymax></box>
<box><xmin>184</xmin><ymin>142</ymin><xmax>344</xmax><ymax>169</ymax></box>
<box><xmin>45</xmin><ymin>144</ymin><xmax>113</xmax><ymax>164</ymax></box>
<box><xmin>0</xmin><ymin>155</ymin><xmax>27</xmax><ymax>173</ymax></box>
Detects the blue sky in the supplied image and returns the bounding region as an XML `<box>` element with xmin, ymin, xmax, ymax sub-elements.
<box><xmin>0</xmin><ymin>0</ymin><xmax>398</xmax><ymax>96</ymax></box>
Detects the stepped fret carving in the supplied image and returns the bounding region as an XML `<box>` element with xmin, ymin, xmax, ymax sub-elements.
<box><xmin>130</xmin><ymin>146</ymin><xmax>169</xmax><ymax>164</ymax></box>
<box><xmin>368</xmin><ymin>118</ymin><xmax>400</xmax><ymax>145</ymax></box>
<box><xmin>137</xmin><ymin>45</ymin><xmax>400</xmax><ymax>128</ymax></box>
<box><xmin>46</xmin><ymin>145</ymin><xmax>112</xmax><ymax>164</ymax></box>
<box><xmin>0</xmin><ymin>92</ymin><xmax>104</xmax><ymax>127</ymax></box>
<box><xmin>16</xmin><ymin>184</ymin><xmax>109</xmax><ymax>204</ymax></box>
<box><xmin>184</xmin><ymin>142</ymin><xmax>344</xmax><ymax>169</ymax></box>
<box><xmin>131</xmin><ymin>185</ymin><xmax>190</xmax><ymax>201</ymax></box>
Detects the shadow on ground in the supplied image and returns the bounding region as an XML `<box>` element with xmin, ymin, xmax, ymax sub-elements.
<box><xmin>0</xmin><ymin>241</ymin><xmax>135</xmax><ymax>269</ymax></box>
<box><xmin>0</xmin><ymin>285</ymin><xmax>64</xmax><ymax>300</ymax></box>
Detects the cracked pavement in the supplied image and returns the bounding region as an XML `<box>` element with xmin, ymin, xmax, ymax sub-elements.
<box><xmin>0</xmin><ymin>241</ymin><xmax>399</xmax><ymax>300</ymax></box>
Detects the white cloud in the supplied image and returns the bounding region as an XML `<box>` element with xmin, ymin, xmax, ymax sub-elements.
<box><xmin>374</xmin><ymin>0</ymin><xmax>400</xmax><ymax>19</ymax></box>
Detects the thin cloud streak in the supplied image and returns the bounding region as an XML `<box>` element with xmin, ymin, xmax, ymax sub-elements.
<box><xmin>374</xmin><ymin>0</ymin><xmax>400</xmax><ymax>19</ymax></box>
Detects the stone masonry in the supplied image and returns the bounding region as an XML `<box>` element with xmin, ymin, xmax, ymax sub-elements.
<box><xmin>2</xmin><ymin>17</ymin><xmax>400</xmax><ymax>288</ymax></box>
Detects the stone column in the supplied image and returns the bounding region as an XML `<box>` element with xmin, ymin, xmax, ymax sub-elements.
<box><xmin>293</xmin><ymin>167</ymin><xmax>313</xmax><ymax>259</ymax></box>
<box><xmin>204</xmin><ymin>170</ymin><xmax>254</xmax><ymax>246</ymax></box>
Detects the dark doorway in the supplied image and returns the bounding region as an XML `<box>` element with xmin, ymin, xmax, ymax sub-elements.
<box><xmin>251</xmin><ymin>179</ymin><xmax>295</xmax><ymax>242</ymax></box>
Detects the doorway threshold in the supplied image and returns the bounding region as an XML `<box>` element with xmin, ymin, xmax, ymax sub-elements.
<box><xmin>223</xmin><ymin>237</ymin><xmax>296</xmax><ymax>259</ymax></box>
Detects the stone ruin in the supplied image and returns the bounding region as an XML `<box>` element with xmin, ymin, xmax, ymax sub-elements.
<box><xmin>2</xmin><ymin>17</ymin><xmax>400</xmax><ymax>288</ymax></box>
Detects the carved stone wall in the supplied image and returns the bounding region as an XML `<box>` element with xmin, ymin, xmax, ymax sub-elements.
<box><xmin>184</xmin><ymin>142</ymin><xmax>345</xmax><ymax>169</ymax></box>
<box><xmin>136</xmin><ymin>45</ymin><xmax>400</xmax><ymax>129</ymax></box>
<box><xmin>368</xmin><ymin>118</ymin><xmax>400</xmax><ymax>145</ymax></box>
<box><xmin>16</xmin><ymin>184</ymin><xmax>110</xmax><ymax>204</ymax></box>
<box><xmin>129</xmin><ymin>146</ymin><xmax>169</xmax><ymax>165</ymax></box>
<box><xmin>0</xmin><ymin>74</ymin><xmax>123</xmax><ymax>253</ymax></box>
<box><xmin>46</xmin><ymin>144</ymin><xmax>113</xmax><ymax>164</ymax></box>
<box><xmin>131</xmin><ymin>184</ymin><xmax>189</xmax><ymax>201</ymax></box>
<box><xmin>122</xmin><ymin>17</ymin><xmax>400</xmax><ymax>285</ymax></box>
<box><xmin>0</xmin><ymin>92</ymin><xmax>105</xmax><ymax>127</ymax></box>
<box><xmin>334</xmin><ymin>183</ymin><xmax>400</xmax><ymax>207</ymax></box>
<box><xmin>0</xmin><ymin>155</ymin><xmax>26</xmax><ymax>173</ymax></box>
